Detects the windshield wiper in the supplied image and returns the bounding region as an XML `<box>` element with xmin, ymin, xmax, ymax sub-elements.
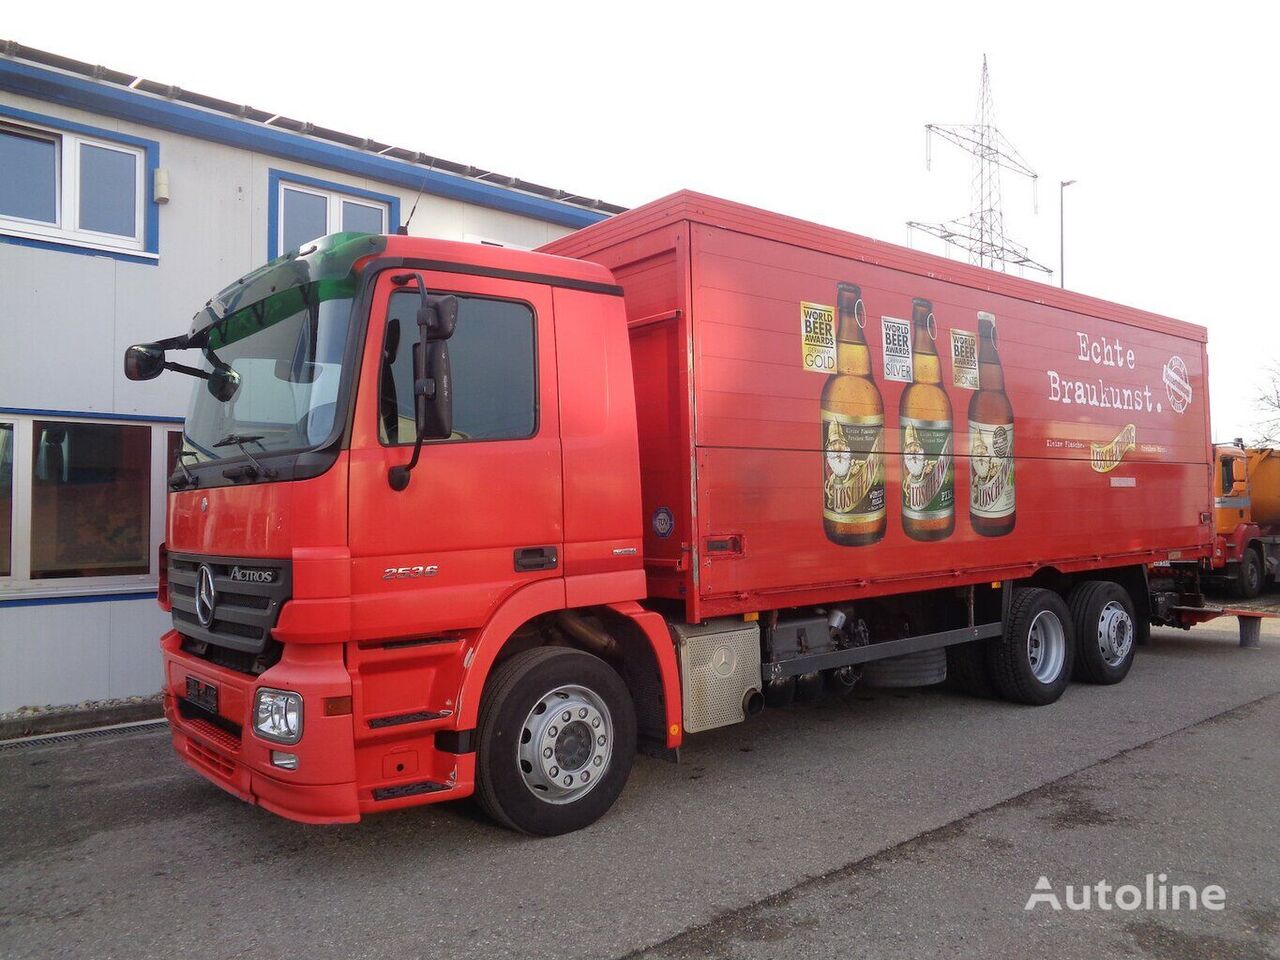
<box><xmin>212</xmin><ymin>433</ymin><xmax>276</xmax><ymax>480</ymax></box>
<box><xmin>170</xmin><ymin>449</ymin><xmax>200</xmax><ymax>490</ymax></box>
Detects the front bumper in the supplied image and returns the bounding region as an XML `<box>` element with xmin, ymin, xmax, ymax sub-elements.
<box><xmin>162</xmin><ymin>629</ymin><xmax>363</xmax><ymax>823</ymax></box>
<box><xmin>161</xmin><ymin>630</ymin><xmax>473</xmax><ymax>822</ymax></box>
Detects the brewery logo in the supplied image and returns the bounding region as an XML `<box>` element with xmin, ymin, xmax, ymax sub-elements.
<box><xmin>1163</xmin><ymin>356</ymin><xmax>1192</xmax><ymax>414</ymax></box>
<box><xmin>951</xmin><ymin>329</ymin><xmax>979</xmax><ymax>390</ymax></box>
<box><xmin>652</xmin><ymin>506</ymin><xmax>674</xmax><ymax>539</ymax></box>
<box><xmin>1091</xmin><ymin>424</ymin><xmax>1137</xmax><ymax>473</ymax></box>
<box><xmin>822</xmin><ymin>414</ymin><xmax>885</xmax><ymax>525</ymax></box>
<box><xmin>901</xmin><ymin>420</ymin><xmax>954</xmax><ymax>518</ymax></box>
<box><xmin>969</xmin><ymin>422</ymin><xmax>1015</xmax><ymax>518</ymax></box>
<box><xmin>880</xmin><ymin>317</ymin><xmax>913</xmax><ymax>383</ymax></box>
<box><xmin>800</xmin><ymin>301</ymin><xmax>837</xmax><ymax>373</ymax></box>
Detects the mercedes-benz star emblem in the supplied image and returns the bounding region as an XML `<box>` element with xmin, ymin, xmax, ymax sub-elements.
<box><xmin>195</xmin><ymin>564</ymin><xmax>217</xmax><ymax>628</ymax></box>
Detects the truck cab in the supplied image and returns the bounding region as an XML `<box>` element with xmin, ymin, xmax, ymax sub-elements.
<box><xmin>127</xmin><ymin>232</ymin><xmax>682</xmax><ymax>832</ymax></box>
<box><xmin>1211</xmin><ymin>442</ymin><xmax>1278</xmax><ymax>598</ymax></box>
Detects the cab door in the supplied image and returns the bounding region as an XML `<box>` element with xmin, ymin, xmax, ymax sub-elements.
<box><xmin>346</xmin><ymin>269</ymin><xmax>563</xmax><ymax>640</ymax></box>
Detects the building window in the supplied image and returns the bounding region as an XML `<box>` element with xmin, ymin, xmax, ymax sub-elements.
<box><xmin>379</xmin><ymin>293</ymin><xmax>537</xmax><ymax>445</ymax></box>
<box><xmin>276</xmin><ymin>178</ymin><xmax>390</xmax><ymax>257</ymax></box>
<box><xmin>30</xmin><ymin>422</ymin><xmax>151</xmax><ymax>579</ymax></box>
<box><xmin>0</xmin><ymin>422</ymin><xmax>13</xmax><ymax>578</ymax></box>
<box><xmin>0</xmin><ymin>414</ymin><xmax>175</xmax><ymax>598</ymax></box>
<box><xmin>0</xmin><ymin>121</ymin><xmax>147</xmax><ymax>253</ymax></box>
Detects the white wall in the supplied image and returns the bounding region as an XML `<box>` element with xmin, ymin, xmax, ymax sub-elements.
<box><xmin>0</xmin><ymin>599</ymin><xmax>169</xmax><ymax>711</ymax></box>
<box><xmin>0</xmin><ymin>89</ymin><xmax>579</xmax><ymax>421</ymax></box>
<box><xmin>0</xmin><ymin>87</ymin><xmax>585</xmax><ymax>712</ymax></box>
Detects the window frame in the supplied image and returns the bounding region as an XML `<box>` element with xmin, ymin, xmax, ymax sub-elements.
<box><xmin>0</xmin><ymin>419</ymin><xmax>14</xmax><ymax>582</ymax></box>
<box><xmin>376</xmin><ymin>290</ymin><xmax>541</xmax><ymax>448</ymax></box>
<box><xmin>268</xmin><ymin>169</ymin><xmax>399</xmax><ymax>261</ymax></box>
<box><xmin>0</xmin><ymin>107</ymin><xmax>156</xmax><ymax>258</ymax></box>
<box><xmin>0</xmin><ymin>412</ymin><xmax>179</xmax><ymax>600</ymax></box>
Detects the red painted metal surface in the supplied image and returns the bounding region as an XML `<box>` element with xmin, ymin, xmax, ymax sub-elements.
<box><xmin>541</xmin><ymin>192</ymin><xmax>1215</xmax><ymax>622</ymax></box>
<box><xmin>160</xmin><ymin>197</ymin><xmax>1217</xmax><ymax>823</ymax></box>
<box><xmin>160</xmin><ymin>235</ymin><xmax>677</xmax><ymax>822</ymax></box>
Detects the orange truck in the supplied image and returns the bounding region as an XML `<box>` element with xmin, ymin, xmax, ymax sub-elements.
<box><xmin>1209</xmin><ymin>443</ymin><xmax>1280</xmax><ymax>597</ymax></box>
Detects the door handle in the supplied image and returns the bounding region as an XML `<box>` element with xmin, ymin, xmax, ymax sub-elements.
<box><xmin>514</xmin><ymin>546</ymin><xmax>558</xmax><ymax>572</ymax></box>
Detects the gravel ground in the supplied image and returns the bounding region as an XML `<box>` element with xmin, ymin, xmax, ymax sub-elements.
<box><xmin>0</xmin><ymin>693</ymin><xmax>162</xmax><ymax>724</ymax></box>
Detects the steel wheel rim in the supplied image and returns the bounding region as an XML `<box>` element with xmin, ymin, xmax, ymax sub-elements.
<box><xmin>1026</xmin><ymin>610</ymin><xmax>1066</xmax><ymax>683</ymax></box>
<box><xmin>518</xmin><ymin>684</ymin><xmax>613</xmax><ymax>805</ymax></box>
<box><xmin>1097</xmin><ymin>600</ymin><xmax>1134</xmax><ymax>667</ymax></box>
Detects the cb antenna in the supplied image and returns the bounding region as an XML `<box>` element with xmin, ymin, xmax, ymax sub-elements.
<box><xmin>399</xmin><ymin>155</ymin><xmax>435</xmax><ymax>235</ymax></box>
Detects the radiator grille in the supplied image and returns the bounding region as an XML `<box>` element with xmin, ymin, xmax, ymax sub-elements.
<box><xmin>673</xmin><ymin>620</ymin><xmax>761</xmax><ymax>733</ymax></box>
<box><xmin>168</xmin><ymin>552</ymin><xmax>291</xmax><ymax>655</ymax></box>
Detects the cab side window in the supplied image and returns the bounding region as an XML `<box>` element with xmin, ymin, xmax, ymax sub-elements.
<box><xmin>1221</xmin><ymin>457</ymin><xmax>1235</xmax><ymax>496</ymax></box>
<box><xmin>379</xmin><ymin>291</ymin><xmax>537</xmax><ymax>444</ymax></box>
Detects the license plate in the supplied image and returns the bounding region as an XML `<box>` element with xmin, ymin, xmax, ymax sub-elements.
<box><xmin>185</xmin><ymin>676</ymin><xmax>218</xmax><ymax>715</ymax></box>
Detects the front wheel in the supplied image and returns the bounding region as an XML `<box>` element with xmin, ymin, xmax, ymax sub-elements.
<box><xmin>986</xmin><ymin>587</ymin><xmax>1075</xmax><ymax>705</ymax></box>
<box><xmin>475</xmin><ymin>647</ymin><xmax>636</xmax><ymax>835</ymax></box>
<box><xmin>1234</xmin><ymin>548</ymin><xmax>1263</xmax><ymax>600</ymax></box>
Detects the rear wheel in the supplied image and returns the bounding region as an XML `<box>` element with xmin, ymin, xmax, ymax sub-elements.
<box><xmin>1068</xmin><ymin>581</ymin><xmax>1137</xmax><ymax>684</ymax></box>
<box><xmin>986</xmin><ymin>587</ymin><xmax>1075</xmax><ymax>705</ymax></box>
<box><xmin>1234</xmin><ymin>548</ymin><xmax>1263</xmax><ymax>600</ymax></box>
<box><xmin>475</xmin><ymin>647</ymin><xmax>636</xmax><ymax>836</ymax></box>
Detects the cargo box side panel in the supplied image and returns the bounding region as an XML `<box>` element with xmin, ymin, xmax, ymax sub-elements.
<box><xmin>574</xmin><ymin>225</ymin><xmax>698</xmax><ymax>610</ymax></box>
<box><xmin>688</xmin><ymin>223</ymin><xmax>1211</xmax><ymax>611</ymax></box>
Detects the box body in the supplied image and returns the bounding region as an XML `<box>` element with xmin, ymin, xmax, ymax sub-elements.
<box><xmin>541</xmin><ymin>193</ymin><xmax>1213</xmax><ymax>622</ymax></box>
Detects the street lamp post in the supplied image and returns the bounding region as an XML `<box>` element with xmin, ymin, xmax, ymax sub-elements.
<box><xmin>1059</xmin><ymin>180</ymin><xmax>1077</xmax><ymax>289</ymax></box>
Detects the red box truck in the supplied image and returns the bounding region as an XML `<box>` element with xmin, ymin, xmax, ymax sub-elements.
<box><xmin>126</xmin><ymin>192</ymin><xmax>1220</xmax><ymax>835</ymax></box>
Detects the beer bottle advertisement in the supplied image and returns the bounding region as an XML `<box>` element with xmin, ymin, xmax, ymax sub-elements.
<box><xmin>899</xmin><ymin>298</ymin><xmax>955</xmax><ymax>541</ymax></box>
<box><xmin>820</xmin><ymin>283</ymin><xmax>886</xmax><ymax>545</ymax></box>
<box><xmin>969</xmin><ymin>311</ymin><xmax>1016</xmax><ymax>535</ymax></box>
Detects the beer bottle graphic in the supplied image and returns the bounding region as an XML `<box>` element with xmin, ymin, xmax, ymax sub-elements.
<box><xmin>900</xmin><ymin>298</ymin><xmax>955</xmax><ymax>541</ymax></box>
<box><xmin>821</xmin><ymin>283</ymin><xmax>886</xmax><ymax>545</ymax></box>
<box><xmin>968</xmin><ymin>311</ymin><xmax>1015</xmax><ymax>536</ymax></box>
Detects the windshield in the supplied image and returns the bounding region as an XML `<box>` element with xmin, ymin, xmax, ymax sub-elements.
<box><xmin>183</xmin><ymin>279</ymin><xmax>354</xmax><ymax>462</ymax></box>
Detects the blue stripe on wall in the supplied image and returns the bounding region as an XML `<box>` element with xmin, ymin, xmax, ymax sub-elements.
<box><xmin>0</xmin><ymin>407</ymin><xmax>183</xmax><ymax>423</ymax></box>
<box><xmin>0</xmin><ymin>58</ymin><xmax>609</xmax><ymax>230</ymax></box>
<box><xmin>0</xmin><ymin>592</ymin><xmax>159</xmax><ymax>608</ymax></box>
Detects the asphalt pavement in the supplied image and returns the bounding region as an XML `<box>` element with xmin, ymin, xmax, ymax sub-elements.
<box><xmin>2</xmin><ymin>609</ymin><xmax>1278</xmax><ymax>960</ymax></box>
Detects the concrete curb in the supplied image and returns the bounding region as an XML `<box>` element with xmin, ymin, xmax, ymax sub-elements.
<box><xmin>0</xmin><ymin>701</ymin><xmax>164</xmax><ymax>741</ymax></box>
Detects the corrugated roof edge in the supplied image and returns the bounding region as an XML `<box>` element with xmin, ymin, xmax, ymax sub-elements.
<box><xmin>540</xmin><ymin>190</ymin><xmax>1207</xmax><ymax>344</ymax></box>
<box><xmin>0</xmin><ymin>39</ymin><xmax>627</xmax><ymax>227</ymax></box>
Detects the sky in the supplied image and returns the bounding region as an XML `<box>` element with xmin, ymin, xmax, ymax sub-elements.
<box><xmin>7</xmin><ymin>1</ymin><xmax>1278</xmax><ymax>441</ymax></box>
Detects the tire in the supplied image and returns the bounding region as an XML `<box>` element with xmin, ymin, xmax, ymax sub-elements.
<box><xmin>946</xmin><ymin>640</ymin><xmax>996</xmax><ymax>698</ymax></box>
<box><xmin>1068</xmin><ymin>581</ymin><xmax>1137</xmax><ymax>685</ymax></box>
<box><xmin>475</xmin><ymin>647</ymin><xmax>636</xmax><ymax>836</ymax></box>
<box><xmin>985</xmin><ymin>587</ymin><xmax>1075</xmax><ymax>705</ymax></box>
<box><xmin>1234</xmin><ymin>548</ymin><xmax>1263</xmax><ymax>600</ymax></box>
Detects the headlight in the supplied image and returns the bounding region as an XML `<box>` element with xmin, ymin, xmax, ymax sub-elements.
<box><xmin>253</xmin><ymin>688</ymin><xmax>303</xmax><ymax>744</ymax></box>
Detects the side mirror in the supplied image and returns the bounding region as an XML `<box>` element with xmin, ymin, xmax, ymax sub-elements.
<box><xmin>124</xmin><ymin>344</ymin><xmax>166</xmax><ymax>381</ymax></box>
<box><xmin>417</xmin><ymin>294</ymin><xmax>458</xmax><ymax>341</ymax></box>
<box><xmin>387</xmin><ymin>291</ymin><xmax>457</xmax><ymax>491</ymax></box>
<box><xmin>413</xmin><ymin>340</ymin><xmax>453</xmax><ymax>441</ymax></box>
<box><xmin>208</xmin><ymin>365</ymin><xmax>241</xmax><ymax>402</ymax></box>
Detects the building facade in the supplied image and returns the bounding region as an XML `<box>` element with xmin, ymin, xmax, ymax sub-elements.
<box><xmin>0</xmin><ymin>43</ymin><xmax>618</xmax><ymax>713</ymax></box>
